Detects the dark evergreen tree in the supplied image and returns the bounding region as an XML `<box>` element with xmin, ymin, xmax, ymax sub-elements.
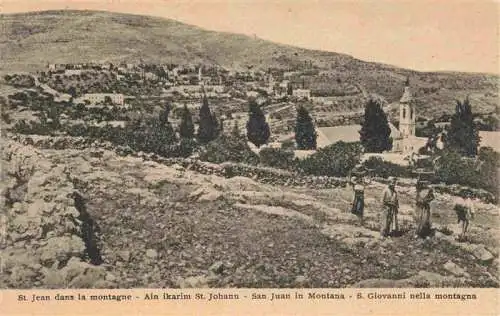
<box><xmin>294</xmin><ymin>105</ymin><xmax>317</xmax><ymax>150</ymax></box>
<box><xmin>68</xmin><ymin>86</ymin><xmax>77</xmax><ymax>98</ymax></box>
<box><xmin>359</xmin><ymin>98</ymin><xmax>392</xmax><ymax>153</ymax></box>
<box><xmin>444</xmin><ymin>97</ymin><xmax>480</xmax><ymax>157</ymax></box>
<box><xmin>197</xmin><ymin>94</ymin><xmax>219</xmax><ymax>144</ymax></box>
<box><xmin>246</xmin><ymin>100</ymin><xmax>270</xmax><ymax>147</ymax></box>
<box><xmin>179</xmin><ymin>104</ymin><xmax>195</xmax><ymax>139</ymax></box>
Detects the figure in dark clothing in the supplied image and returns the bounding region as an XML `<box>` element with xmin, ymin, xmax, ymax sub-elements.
<box><xmin>414</xmin><ymin>180</ymin><xmax>435</xmax><ymax>238</ymax></box>
<box><xmin>349</xmin><ymin>176</ymin><xmax>365</xmax><ymax>224</ymax></box>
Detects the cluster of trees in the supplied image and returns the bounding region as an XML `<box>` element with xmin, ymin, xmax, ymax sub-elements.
<box><xmin>3</xmin><ymin>74</ymin><xmax>35</xmax><ymax>88</ymax></box>
<box><xmin>43</xmin><ymin>71</ymin><xmax>164</xmax><ymax>97</ymax></box>
<box><xmin>7</xmin><ymin>79</ymin><xmax>497</xmax><ymax>197</ymax></box>
<box><xmin>357</xmin><ymin>95</ymin><xmax>497</xmax><ymax>196</ymax></box>
<box><xmin>443</xmin><ymin>97</ymin><xmax>480</xmax><ymax>157</ymax></box>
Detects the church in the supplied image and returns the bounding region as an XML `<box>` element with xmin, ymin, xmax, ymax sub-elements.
<box><xmin>389</xmin><ymin>81</ymin><xmax>427</xmax><ymax>155</ymax></box>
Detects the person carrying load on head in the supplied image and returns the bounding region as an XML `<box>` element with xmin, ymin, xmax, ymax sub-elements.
<box><xmin>349</xmin><ymin>176</ymin><xmax>365</xmax><ymax>225</ymax></box>
<box><xmin>414</xmin><ymin>179</ymin><xmax>435</xmax><ymax>239</ymax></box>
<box><xmin>453</xmin><ymin>191</ymin><xmax>475</xmax><ymax>241</ymax></box>
<box><xmin>380</xmin><ymin>177</ymin><xmax>399</xmax><ymax>238</ymax></box>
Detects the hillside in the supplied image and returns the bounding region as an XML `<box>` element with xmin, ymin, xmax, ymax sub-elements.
<box><xmin>1</xmin><ymin>134</ymin><xmax>498</xmax><ymax>289</ymax></box>
<box><xmin>0</xmin><ymin>10</ymin><xmax>498</xmax><ymax>115</ymax></box>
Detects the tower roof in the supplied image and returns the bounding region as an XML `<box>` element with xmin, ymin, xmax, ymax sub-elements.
<box><xmin>400</xmin><ymin>86</ymin><xmax>412</xmax><ymax>103</ymax></box>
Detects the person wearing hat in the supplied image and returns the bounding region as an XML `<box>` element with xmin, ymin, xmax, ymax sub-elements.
<box><xmin>349</xmin><ymin>175</ymin><xmax>365</xmax><ymax>224</ymax></box>
<box><xmin>380</xmin><ymin>177</ymin><xmax>399</xmax><ymax>237</ymax></box>
<box><xmin>414</xmin><ymin>179</ymin><xmax>435</xmax><ymax>238</ymax></box>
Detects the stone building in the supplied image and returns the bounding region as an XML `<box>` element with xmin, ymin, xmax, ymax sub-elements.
<box><xmin>391</xmin><ymin>81</ymin><xmax>427</xmax><ymax>155</ymax></box>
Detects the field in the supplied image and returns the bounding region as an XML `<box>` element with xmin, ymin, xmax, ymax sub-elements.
<box><xmin>1</xmin><ymin>135</ymin><xmax>498</xmax><ymax>288</ymax></box>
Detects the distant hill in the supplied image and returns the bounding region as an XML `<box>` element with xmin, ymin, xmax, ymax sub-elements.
<box><xmin>1</xmin><ymin>10</ymin><xmax>498</xmax><ymax>116</ymax></box>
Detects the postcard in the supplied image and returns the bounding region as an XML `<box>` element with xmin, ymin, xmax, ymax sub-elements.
<box><xmin>0</xmin><ymin>1</ymin><xmax>498</xmax><ymax>315</ymax></box>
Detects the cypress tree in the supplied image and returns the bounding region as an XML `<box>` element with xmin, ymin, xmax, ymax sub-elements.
<box><xmin>359</xmin><ymin>98</ymin><xmax>392</xmax><ymax>153</ymax></box>
<box><xmin>294</xmin><ymin>105</ymin><xmax>317</xmax><ymax>150</ymax></box>
<box><xmin>246</xmin><ymin>100</ymin><xmax>270</xmax><ymax>147</ymax></box>
<box><xmin>444</xmin><ymin>97</ymin><xmax>480</xmax><ymax>157</ymax></box>
<box><xmin>197</xmin><ymin>94</ymin><xmax>219</xmax><ymax>144</ymax></box>
<box><xmin>179</xmin><ymin>104</ymin><xmax>195</xmax><ymax>139</ymax></box>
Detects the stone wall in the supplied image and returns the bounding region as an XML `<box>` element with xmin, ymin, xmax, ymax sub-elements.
<box><xmin>6</xmin><ymin>133</ymin><xmax>496</xmax><ymax>203</ymax></box>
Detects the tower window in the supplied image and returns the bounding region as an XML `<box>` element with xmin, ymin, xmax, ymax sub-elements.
<box><xmin>410</xmin><ymin>107</ymin><xmax>414</xmax><ymax>120</ymax></box>
<box><xmin>402</xmin><ymin>108</ymin><xmax>406</xmax><ymax>119</ymax></box>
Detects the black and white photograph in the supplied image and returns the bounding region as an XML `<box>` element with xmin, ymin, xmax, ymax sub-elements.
<box><xmin>0</xmin><ymin>0</ymin><xmax>498</xmax><ymax>294</ymax></box>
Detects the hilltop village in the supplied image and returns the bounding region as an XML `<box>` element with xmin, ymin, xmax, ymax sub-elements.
<box><xmin>3</xmin><ymin>62</ymin><xmax>498</xmax><ymax>163</ymax></box>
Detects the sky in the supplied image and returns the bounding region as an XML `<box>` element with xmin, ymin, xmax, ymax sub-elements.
<box><xmin>2</xmin><ymin>0</ymin><xmax>499</xmax><ymax>74</ymax></box>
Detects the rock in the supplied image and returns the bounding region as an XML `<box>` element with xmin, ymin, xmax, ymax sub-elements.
<box><xmin>209</xmin><ymin>261</ymin><xmax>225</xmax><ymax>275</ymax></box>
<box><xmin>31</xmin><ymin>263</ymin><xmax>43</xmax><ymax>271</ymax></box>
<box><xmin>176</xmin><ymin>275</ymin><xmax>211</xmax><ymax>288</ymax></box>
<box><xmin>189</xmin><ymin>187</ymin><xmax>223</xmax><ymax>202</ymax></box>
<box><xmin>472</xmin><ymin>245</ymin><xmax>495</xmax><ymax>264</ymax></box>
<box><xmin>9</xmin><ymin>266</ymin><xmax>38</xmax><ymax>287</ymax></box>
<box><xmin>105</xmin><ymin>273</ymin><xmax>117</xmax><ymax>282</ymax></box>
<box><xmin>172</xmin><ymin>164</ymin><xmax>184</xmax><ymax>171</ymax></box>
<box><xmin>414</xmin><ymin>271</ymin><xmax>452</xmax><ymax>287</ymax></box>
<box><xmin>443</xmin><ymin>261</ymin><xmax>468</xmax><ymax>277</ymax></box>
<box><xmin>294</xmin><ymin>275</ymin><xmax>307</xmax><ymax>286</ymax></box>
<box><xmin>118</xmin><ymin>250</ymin><xmax>131</xmax><ymax>262</ymax></box>
<box><xmin>38</xmin><ymin>236</ymin><xmax>86</xmax><ymax>266</ymax></box>
<box><xmin>62</xmin><ymin>257</ymin><xmax>106</xmax><ymax>288</ymax></box>
<box><xmin>42</xmin><ymin>268</ymin><xmax>66</xmax><ymax>288</ymax></box>
<box><xmin>198</xmin><ymin>190</ymin><xmax>223</xmax><ymax>202</ymax></box>
<box><xmin>351</xmin><ymin>278</ymin><xmax>411</xmax><ymax>288</ymax></box>
<box><xmin>146</xmin><ymin>249</ymin><xmax>158</xmax><ymax>259</ymax></box>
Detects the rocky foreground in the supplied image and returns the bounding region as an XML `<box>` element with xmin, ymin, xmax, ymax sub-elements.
<box><xmin>1</xmin><ymin>137</ymin><xmax>499</xmax><ymax>289</ymax></box>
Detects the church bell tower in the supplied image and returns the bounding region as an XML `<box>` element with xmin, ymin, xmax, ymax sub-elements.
<box><xmin>398</xmin><ymin>78</ymin><xmax>415</xmax><ymax>138</ymax></box>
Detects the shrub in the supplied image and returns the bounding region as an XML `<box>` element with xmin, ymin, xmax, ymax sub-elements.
<box><xmin>476</xmin><ymin>147</ymin><xmax>498</xmax><ymax>194</ymax></box>
<box><xmin>1</xmin><ymin>111</ymin><xmax>11</xmax><ymax>124</ymax></box>
<box><xmin>443</xmin><ymin>97</ymin><xmax>480</xmax><ymax>157</ymax></box>
<box><xmin>297</xmin><ymin>141</ymin><xmax>362</xmax><ymax>177</ymax></box>
<box><xmin>435</xmin><ymin>150</ymin><xmax>478</xmax><ymax>187</ymax></box>
<box><xmin>199</xmin><ymin>135</ymin><xmax>259</xmax><ymax>165</ymax></box>
<box><xmin>362</xmin><ymin>156</ymin><xmax>412</xmax><ymax>179</ymax></box>
<box><xmin>281</xmin><ymin>139</ymin><xmax>296</xmax><ymax>150</ymax></box>
<box><xmin>176</xmin><ymin>138</ymin><xmax>198</xmax><ymax>158</ymax></box>
<box><xmin>259</xmin><ymin>147</ymin><xmax>295</xmax><ymax>170</ymax></box>
<box><xmin>434</xmin><ymin>148</ymin><xmax>498</xmax><ymax>196</ymax></box>
<box><xmin>12</xmin><ymin>119</ymin><xmax>54</xmax><ymax>136</ymax></box>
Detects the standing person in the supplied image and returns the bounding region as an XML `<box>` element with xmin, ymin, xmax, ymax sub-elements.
<box><xmin>414</xmin><ymin>180</ymin><xmax>435</xmax><ymax>238</ymax></box>
<box><xmin>380</xmin><ymin>177</ymin><xmax>399</xmax><ymax>238</ymax></box>
<box><xmin>350</xmin><ymin>176</ymin><xmax>365</xmax><ymax>224</ymax></box>
<box><xmin>454</xmin><ymin>191</ymin><xmax>475</xmax><ymax>241</ymax></box>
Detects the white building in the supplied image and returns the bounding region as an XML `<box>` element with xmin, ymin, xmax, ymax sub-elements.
<box><xmin>293</xmin><ymin>89</ymin><xmax>311</xmax><ymax>100</ymax></box>
<box><xmin>205</xmin><ymin>85</ymin><xmax>226</xmax><ymax>94</ymax></box>
<box><xmin>64</xmin><ymin>69</ymin><xmax>82</xmax><ymax>76</ymax></box>
<box><xmin>79</xmin><ymin>93</ymin><xmax>125</xmax><ymax>106</ymax></box>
